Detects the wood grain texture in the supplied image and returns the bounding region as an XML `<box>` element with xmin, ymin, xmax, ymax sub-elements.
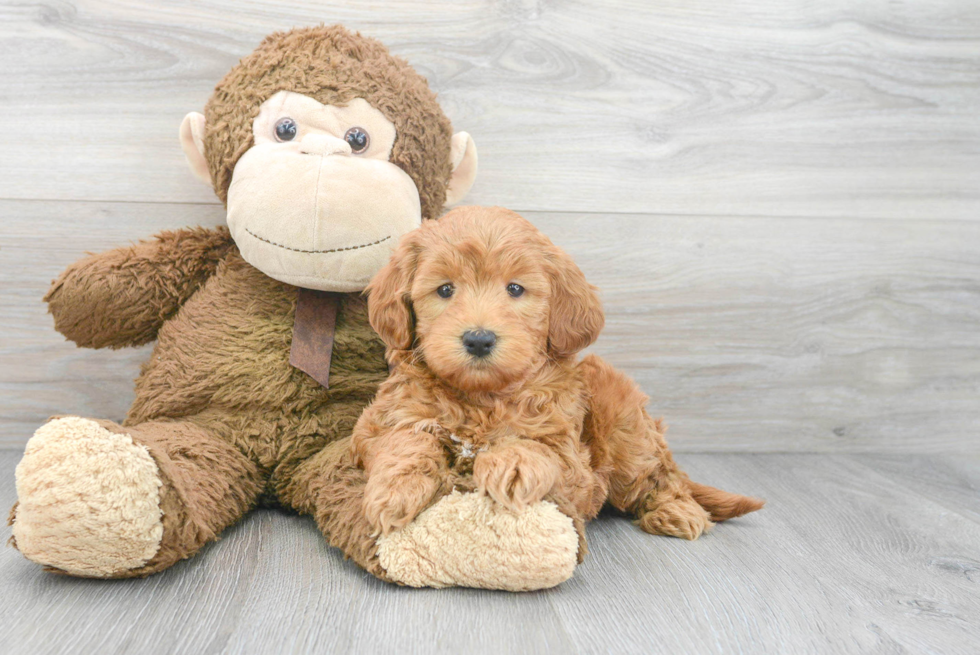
<box><xmin>0</xmin><ymin>0</ymin><xmax>978</xmax><ymax>218</ymax></box>
<box><xmin>1</xmin><ymin>451</ymin><xmax>978</xmax><ymax>655</ymax></box>
<box><xmin>0</xmin><ymin>200</ymin><xmax>224</xmax><ymax>448</ymax></box>
<box><xmin>2</xmin><ymin>3</ymin><xmax>977</xmax><ymax>653</ymax></box>
<box><xmin>3</xmin><ymin>200</ymin><xmax>978</xmax><ymax>452</ymax></box>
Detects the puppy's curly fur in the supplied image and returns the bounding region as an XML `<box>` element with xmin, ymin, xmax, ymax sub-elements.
<box><xmin>355</xmin><ymin>206</ymin><xmax>763</xmax><ymax>540</ymax></box>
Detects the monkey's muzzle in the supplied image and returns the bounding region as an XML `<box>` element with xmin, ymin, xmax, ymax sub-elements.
<box><xmin>226</xmin><ymin>143</ymin><xmax>422</xmax><ymax>292</ymax></box>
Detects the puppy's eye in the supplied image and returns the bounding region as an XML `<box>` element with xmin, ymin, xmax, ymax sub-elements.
<box><xmin>274</xmin><ymin>117</ymin><xmax>298</xmax><ymax>142</ymax></box>
<box><xmin>437</xmin><ymin>283</ymin><xmax>455</xmax><ymax>299</ymax></box>
<box><xmin>344</xmin><ymin>127</ymin><xmax>370</xmax><ymax>153</ymax></box>
<box><xmin>507</xmin><ymin>283</ymin><xmax>525</xmax><ymax>298</ymax></box>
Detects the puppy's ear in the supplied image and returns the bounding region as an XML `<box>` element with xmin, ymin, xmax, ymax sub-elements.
<box><xmin>547</xmin><ymin>246</ymin><xmax>605</xmax><ymax>358</ymax></box>
<box><xmin>367</xmin><ymin>232</ymin><xmax>421</xmax><ymax>350</ymax></box>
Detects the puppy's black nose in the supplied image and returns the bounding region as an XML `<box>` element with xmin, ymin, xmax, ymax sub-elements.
<box><xmin>462</xmin><ymin>329</ymin><xmax>496</xmax><ymax>358</ymax></box>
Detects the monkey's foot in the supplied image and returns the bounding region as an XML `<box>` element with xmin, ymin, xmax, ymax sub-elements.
<box><xmin>376</xmin><ymin>491</ymin><xmax>579</xmax><ymax>591</ymax></box>
<box><xmin>11</xmin><ymin>417</ymin><xmax>164</xmax><ymax>577</ymax></box>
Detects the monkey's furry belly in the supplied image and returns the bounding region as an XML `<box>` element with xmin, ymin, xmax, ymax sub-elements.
<box><xmin>123</xmin><ymin>252</ymin><xmax>388</xmax><ymax>465</ymax></box>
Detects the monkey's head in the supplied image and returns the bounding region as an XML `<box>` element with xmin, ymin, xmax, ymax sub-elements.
<box><xmin>179</xmin><ymin>25</ymin><xmax>477</xmax><ymax>292</ymax></box>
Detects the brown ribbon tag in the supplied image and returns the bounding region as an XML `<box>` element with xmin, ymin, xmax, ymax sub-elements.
<box><xmin>289</xmin><ymin>288</ymin><xmax>340</xmax><ymax>389</ymax></box>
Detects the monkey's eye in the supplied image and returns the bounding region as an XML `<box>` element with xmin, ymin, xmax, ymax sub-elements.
<box><xmin>507</xmin><ymin>283</ymin><xmax>525</xmax><ymax>298</ymax></box>
<box><xmin>274</xmin><ymin>117</ymin><xmax>298</xmax><ymax>142</ymax></box>
<box><xmin>344</xmin><ymin>127</ymin><xmax>370</xmax><ymax>154</ymax></box>
<box><xmin>437</xmin><ymin>283</ymin><xmax>455</xmax><ymax>299</ymax></box>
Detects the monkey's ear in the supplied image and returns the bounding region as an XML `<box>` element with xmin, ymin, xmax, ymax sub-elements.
<box><xmin>179</xmin><ymin>112</ymin><xmax>212</xmax><ymax>185</ymax></box>
<box><xmin>444</xmin><ymin>132</ymin><xmax>478</xmax><ymax>206</ymax></box>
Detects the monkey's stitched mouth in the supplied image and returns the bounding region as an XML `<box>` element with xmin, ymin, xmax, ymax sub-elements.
<box><xmin>244</xmin><ymin>228</ymin><xmax>391</xmax><ymax>254</ymax></box>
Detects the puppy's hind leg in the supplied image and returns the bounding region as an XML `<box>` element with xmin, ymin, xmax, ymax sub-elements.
<box><xmin>606</xmin><ymin>412</ymin><xmax>714</xmax><ymax>541</ymax></box>
<box><xmin>579</xmin><ymin>355</ymin><xmax>763</xmax><ymax>540</ymax></box>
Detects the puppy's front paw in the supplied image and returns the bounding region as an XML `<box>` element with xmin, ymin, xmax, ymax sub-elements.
<box><xmin>473</xmin><ymin>446</ymin><xmax>558</xmax><ymax>512</ymax></box>
<box><xmin>412</xmin><ymin>419</ymin><xmax>448</xmax><ymax>438</ymax></box>
<box><xmin>637</xmin><ymin>494</ymin><xmax>713</xmax><ymax>540</ymax></box>
<box><xmin>363</xmin><ymin>473</ymin><xmax>440</xmax><ymax>535</ymax></box>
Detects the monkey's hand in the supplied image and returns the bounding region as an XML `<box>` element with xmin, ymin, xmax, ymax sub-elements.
<box><xmin>474</xmin><ymin>440</ymin><xmax>560</xmax><ymax>513</ymax></box>
<box><xmin>46</xmin><ymin>226</ymin><xmax>234</xmax><ymax>348</ymax></box>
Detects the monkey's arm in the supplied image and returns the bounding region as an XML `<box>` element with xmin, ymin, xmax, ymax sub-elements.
<box><xmin>45</xmin><ymin>226</ymin><xmax>236</xmax><ymax>349</ymax></box>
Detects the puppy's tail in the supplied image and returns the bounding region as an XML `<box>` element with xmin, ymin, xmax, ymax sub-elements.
<box><xmin>685</xmin><ymin>479</ymin><xmax>765</xmax><ymax>521</ymax></box>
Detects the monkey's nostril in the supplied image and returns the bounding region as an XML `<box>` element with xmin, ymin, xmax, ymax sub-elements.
<box><xmin>461</xmin><ymin>329</ymin><xmax>496</xmax><ymax>358</ymax></box>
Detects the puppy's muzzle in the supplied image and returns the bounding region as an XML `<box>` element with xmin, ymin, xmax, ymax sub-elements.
<box><xmin>462</xmin><ymin>329</ymin><xmax>496</xmax><ymax>358</ymax></box>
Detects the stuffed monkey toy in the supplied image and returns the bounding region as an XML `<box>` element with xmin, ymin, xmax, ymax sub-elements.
<box><xmin>10</xmin><ymin>26</ymin><xmax>759</xmax><ymax>591</ymax></box>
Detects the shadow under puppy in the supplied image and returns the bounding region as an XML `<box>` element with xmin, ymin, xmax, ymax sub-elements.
<box><xmin>357</xmin><ymin>205</ymin><xmax>764</xmax><ymax>557</ymax></box>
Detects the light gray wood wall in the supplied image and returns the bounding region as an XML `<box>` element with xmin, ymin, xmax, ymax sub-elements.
<box><xmin>1</xmin><ymin>0</ymin><xmax>978</xmax><ymax>451</ymax></box>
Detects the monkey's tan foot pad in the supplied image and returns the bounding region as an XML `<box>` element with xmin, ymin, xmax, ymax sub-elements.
<box><xmin>376</xmin><ymin>491</ymin><xmax>579</xmax><ymax>591</ymax></box>
<box><xmin>11</xmin><ymin>417</ymin><xmax>164</xmax><ymax>577</ymax></box>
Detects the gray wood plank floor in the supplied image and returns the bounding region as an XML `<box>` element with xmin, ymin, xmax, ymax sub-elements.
<box><xmin>1</xmin><ymin>450</ymin><xmax>978</xmax><ymax>655</ymax></box>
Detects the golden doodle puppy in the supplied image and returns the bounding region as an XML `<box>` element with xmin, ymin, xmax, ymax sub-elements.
<box><xmin>355</xmin><ymin>206</ymin><xmax>763</xmax><ymax>541</ymax></box>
